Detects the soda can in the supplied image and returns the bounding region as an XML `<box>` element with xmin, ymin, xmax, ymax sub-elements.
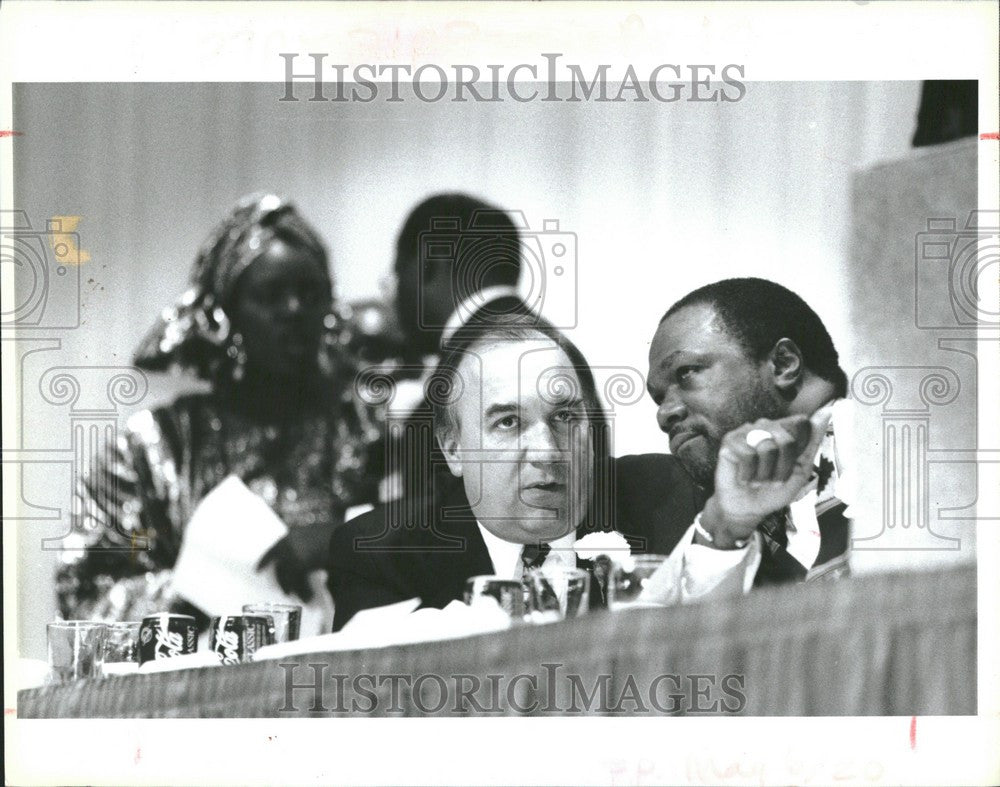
<box><xmin>209</xmin><ymin>615</ymin><xmax>275</xmax><ymax>665</ymax></box>
<box><xmin>463</xmin><ymin>575</ymin><xmax>526</xmax><ymax>619</ymax></box>
<box><xmin>137</xmin><ymin>613</ymin><xmax>198</xmax><ymax>665</ymax></box>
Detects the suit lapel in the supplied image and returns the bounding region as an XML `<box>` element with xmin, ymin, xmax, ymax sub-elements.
<box><xmin>412</xmin><ymin>479</ymin><xmax>494</xmax><ymax>608</ymax></box>
<box><xmin>813</xmin><ymin>500</ymin><xmax>850</xmax><ymax>568</ymax></box>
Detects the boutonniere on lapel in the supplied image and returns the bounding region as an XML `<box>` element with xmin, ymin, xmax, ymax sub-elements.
<box><xmin>573</xmin><ymin>531</ymin><xmax>634</xmax><ymax>569</ymax></box>
<box><xmin>810</xmin><ymin>405</ymin><xmax>839</xmax><ymax>503</ymax></box>
<box><xmin>815</xmin><ymin>454</ymin><xmax>835</xmax><ymax>497</ymax></box>
<box><xmin>573</xmin><ymin>531</ymin><xmax>633</xmax><ymax>607</ymax></box>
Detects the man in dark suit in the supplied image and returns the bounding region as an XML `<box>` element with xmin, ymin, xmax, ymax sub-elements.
<box><xmin>329</xmin><ymin>317</ymin><xmax>702</xmax><ymax>630</ymax></box>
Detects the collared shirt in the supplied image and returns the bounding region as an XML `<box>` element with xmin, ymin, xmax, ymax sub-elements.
<box><xmin>641</xmin><ymin>398</ymin><xmax>854</xmax><ymax>606</ymax></box>
<box><xmin>476</xmin><ymin>523</ymin><xmax>578</xmax><ymax>580</ymax></box>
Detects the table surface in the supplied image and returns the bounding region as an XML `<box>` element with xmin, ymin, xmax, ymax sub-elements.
<box><xmin>17</xmin><ymin>564</ymin><xmax>976</xmax><ymax>717</ymax></box>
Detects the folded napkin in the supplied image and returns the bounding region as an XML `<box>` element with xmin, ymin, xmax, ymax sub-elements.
<box><xmin>17</xmin><ymin>658</ymin><xmax>51</xmax><ymax>691</ymax></box>
<box><xmin>252</xmin><ymin>597</ymin><xmax>511</xmax><ymax>660</ymax></box>
<box><xmin>171</xmin><ymin>475</ymin><xmax>335</xmax><ymax>636</ymax></box>
<box><xmin>102</xmin><ymin>662</ymin><xmax>140</xmax><ymax>677</ymax></box>
<box><xmin>354</xmin><ymin>598</ymin><xmax>511</xmax><ymax>645</ymax></box>
<box><xmin>138</xmin><ymin>651</ymin><xmax>221</xmax><ymax>673</ymax></box>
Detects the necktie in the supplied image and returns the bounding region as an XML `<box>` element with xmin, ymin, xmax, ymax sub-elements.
<box><xmin>521</xmin><ymin>542</ymin><xmax>556</xmax><ymax>613</ymax></box>
<box><xmin>754</xmin><ymin>508</ymin><xmax>808</xmax><ymax>586</ymax></box>
<box><xmin>759</xmin><ymin>508</ymin><xmax>791</xmax><ymax>554</ymax></box>
<box><xmin>754</xmin><ymin>407</ymin><xmax>852</xmax><ymax>586</ymax></box>
<box><xmin>521</xmin><ymin>542</ymin><xmax>551</xmax><ymax>571</ymax></box>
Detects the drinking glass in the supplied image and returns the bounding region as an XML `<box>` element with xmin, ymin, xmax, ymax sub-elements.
<box><xmin>46</xmin><ymin>621</ymin><xmax>107</xmax><ymax>683</ymax></box>
<box><xmin>210</xmin><ymin>615</ymin><xmax>275</xmax><ymax>664</ymax></box>
<box><xmin>607</xmin><ymin>555</ymin><xmax>670</xmax><ymax>610</ymax></box>
<box><xmin>464</xmin><ymin>575</ymin><xmax>526</xmax><ymax>620</ymax></box>
<box><xmin>523</xmin><ymin>566</ymin><xmax>590</xmax><ymax>621</ymax></box>
<box><xmin>242</xmin><ymin>602</ymin><xmax>302</xmax><ymax>643</ymax></box>
<box><xmin>102</xmin><ymin>621</ymin><xmax>141</xmax><ymax>675</ymax></box>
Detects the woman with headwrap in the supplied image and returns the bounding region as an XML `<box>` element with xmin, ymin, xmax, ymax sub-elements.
<box><xmin>55</xmin><ymin>193</ymin><xmax>383</xmax><ymax>626</ymax></box>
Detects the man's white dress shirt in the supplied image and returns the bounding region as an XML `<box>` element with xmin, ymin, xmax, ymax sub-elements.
<box><xmin>642</xmin><ymin>398</ymin><xmax>855</xmax><ymax>606</ymax></box>
<box><xmin>476</xmin><ymin>524</ymin><xmax>578</xmax><ymax>580</ymax></box>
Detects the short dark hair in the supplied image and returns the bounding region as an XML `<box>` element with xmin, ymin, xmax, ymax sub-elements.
<box><xmin>395</xmin><ymin>193</ymin><xmax>522</xmax><ymax>288</ymax></box>
<box><xmin>661</xmin><ymin>277</ymin><xmax>848</xmax><ymax>398</ymax></box>
<box><xmin>428</xmin><ymin>312</ymin><xmax>613</xmax><ymax>525</ymax></box>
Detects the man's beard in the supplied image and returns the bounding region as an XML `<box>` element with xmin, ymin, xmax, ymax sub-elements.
<box><xmin>678</xmin><ymin>382</ymin><xmax>786</xmax><ymax>490</ymax></box>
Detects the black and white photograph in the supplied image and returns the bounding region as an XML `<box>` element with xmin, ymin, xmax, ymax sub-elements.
<box><xmin>3</xmin><ymin>2</ymin><xmax>998</xmax><ymax>784</ymax></box>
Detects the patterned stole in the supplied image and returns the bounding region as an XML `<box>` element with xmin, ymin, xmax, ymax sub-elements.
<box><xmin>753</xmin><ymin>406</ymin><xmax>852</xmax><ymax>588</ymax></box>
<box><xmin>753</xmin><ymin>502</ymin><xmax>851</xmax><ymax>587</ymax></box>
<box><xmin>807</xmin><ymin>497</ymin><xmax>851</xmax><ymax>581</ymax></box>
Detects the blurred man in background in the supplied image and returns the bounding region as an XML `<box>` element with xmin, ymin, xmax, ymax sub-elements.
<box><xmin>377</xmin><ymin>193</ymin><xmax>534</xmax><ymax>503</ymax></box>
<box><xmin>393</xmin><ymin>192</ymin><xmax>528</xmax><ymax>355</ymax></box>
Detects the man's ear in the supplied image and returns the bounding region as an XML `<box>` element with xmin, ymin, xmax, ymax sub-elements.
<box><xmin>768</xmin><ymin>338</ymin><xmax>804</xmax><ymax>394</ymax></box>
<box><xmin>436</xmin><ymin>425</ymin><xmax>464</xmax><ymax>478</ymax></box>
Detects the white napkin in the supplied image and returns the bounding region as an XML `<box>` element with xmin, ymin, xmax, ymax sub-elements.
<box><xmin>17</xmin><ymin>658</ymin><xmax>51</xmax><ymax>690</ymax></box>
<box><xmin>102</xmin><ymin>662</ymin><xmax>140</xmax><ymax>677</ymax></box>
<box><xmin>252</xmin><ymin>597</ymin><xmax>511</xmax><ymax>660</ymax></box>
<box><xmin>171</xmin><ymin>475</ymin><xmax>335</xmax><ymax>637</ymax></box>
<box><xmin>138</xmin><ymin>651</ymin><xmax>220</xmax><ymax>673</ymax></box>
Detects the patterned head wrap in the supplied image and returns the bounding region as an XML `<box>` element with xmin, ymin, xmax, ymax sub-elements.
<box><xmin>133</xmin><ymin>193</ymin><xmax>331</xmax><ymax>378</ymax></box>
